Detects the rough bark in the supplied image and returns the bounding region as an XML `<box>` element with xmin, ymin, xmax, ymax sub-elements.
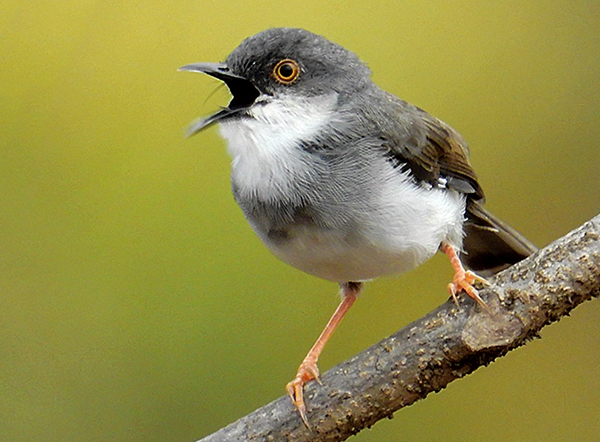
<box><xmin>198</xmin><ymin>214</ymin><xmax>600</xmax><ymax>442</ymax></box>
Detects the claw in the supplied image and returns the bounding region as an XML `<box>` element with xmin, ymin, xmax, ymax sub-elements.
<box><xmin>286</xmin><ymin>361</ymin><xmax>320</xmax><ymax>429</ymax></box>
<box><xmin>442</xmin><ymin>243</ymin><xmax>489</xmax><ymax>309</ymax></box>
<box><xmin>448</xmin><ymin>269</ymin><xmax>488</xmax><ymax>308</ymax></box>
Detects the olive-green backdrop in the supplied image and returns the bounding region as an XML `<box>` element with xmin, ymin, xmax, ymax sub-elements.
<box><xmin>1</xmin><ymin>1</ymin><xmax>599</xmax><ymax>441</ymax></box>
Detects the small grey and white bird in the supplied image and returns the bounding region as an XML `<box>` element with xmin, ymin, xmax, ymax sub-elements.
<box><xmin>180</xmin><ymin>27</ymin><xmax>536</xmax><ymax>426</ymax></box>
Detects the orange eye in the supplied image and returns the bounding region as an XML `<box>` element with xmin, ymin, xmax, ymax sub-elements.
<box><xmin>272</xmin><ymin>59</ymin><xmax>300</xmax><ymax>84</ymax></box>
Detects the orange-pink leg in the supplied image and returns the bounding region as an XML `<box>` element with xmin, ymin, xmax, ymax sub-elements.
<box><xmin>441</xmin><ymin>243</ymin><xmax>488</xmax><ymax>308</ymax></box>
<box><xmin>286</xmin><ymin>281</ymin><xmax>362</xmax><ymax>428</ymax></box>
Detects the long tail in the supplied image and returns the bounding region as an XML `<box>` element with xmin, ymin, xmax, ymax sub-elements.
<box><xmin>461</xmin><ymin>201</ymin><xmax>538</xmax><ymax>276</ymax></box>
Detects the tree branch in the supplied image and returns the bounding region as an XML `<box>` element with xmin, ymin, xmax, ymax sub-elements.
<box><xmin>198</xmin><ymin>214</ymin><xmax>600</xmax><ymax>442</ymax></box>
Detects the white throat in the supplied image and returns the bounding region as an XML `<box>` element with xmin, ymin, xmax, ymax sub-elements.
<box><xmin>219</xmin><ymin>94</ymin><xmax>337</xmax><ymax>200</ymax></box>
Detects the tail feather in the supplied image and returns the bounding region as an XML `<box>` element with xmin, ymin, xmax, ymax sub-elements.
<box><xmin>461</xmin><ymin>201</ymin><xmax>537</xmax><ymax>276</ymax></box>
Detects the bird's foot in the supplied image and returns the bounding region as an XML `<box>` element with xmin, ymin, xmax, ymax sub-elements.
<box><xmin>447</xmin><ymin>269</ymin><xmax>489</xmax><ymax>308</ymax></box>
<box><xmin>441</xmin><ymin>243</ymin><xmax>489</xmax><ymax>308</ymax></box>
<box><xmin>286</xmin><ymin>359</ymin><xmax>321</xmax><ymax>428</ymax></box>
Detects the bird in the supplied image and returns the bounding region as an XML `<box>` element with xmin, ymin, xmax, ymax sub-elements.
<box><xmin>179</xmin><ymin>27</ymin><xmax>537</xmax><ymax>427</ymax></box>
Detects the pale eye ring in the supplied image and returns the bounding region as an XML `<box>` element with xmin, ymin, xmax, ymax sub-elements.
<box><xmin>272</xmin><ymin>59</ymin><xmax>300</xmax><ymax>84</ymax></box>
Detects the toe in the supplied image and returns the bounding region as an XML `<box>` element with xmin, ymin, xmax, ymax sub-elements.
<box><xmin>286</xmin><ymin>361</ymin><xmax>320</xmax><ymax>428</ymax></box>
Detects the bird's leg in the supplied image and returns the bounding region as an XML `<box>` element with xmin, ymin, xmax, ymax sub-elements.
<box><xmin>286</xmin><ymin>281</ymin><xmax>362</xmax><ymax>428</ymax></box>
<box><xmin>441</xmin><ymin>243</ymin><xmax>488</xmax><ymax>308</ymax></box>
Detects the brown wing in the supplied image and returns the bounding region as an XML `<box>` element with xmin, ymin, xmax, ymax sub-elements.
<box><xmin>381</xmin><ymin>97</ymin><xmax>484</xmax><ymax>200</ymax></box>
<box><xmin>421</xmin><ymin>117</ymin><xmax>484</xmax><ymax>200</ymax></box>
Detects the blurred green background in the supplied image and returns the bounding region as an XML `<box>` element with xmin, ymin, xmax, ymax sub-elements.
<box><xmin>1</xmin><ymin>1</ymin><xmax>599</xmax><ymax>441</ymax></box>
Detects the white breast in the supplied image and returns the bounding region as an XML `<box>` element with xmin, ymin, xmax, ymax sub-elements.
<box><xmin>219</xmin><ymin>94</ymin><xmax>337</xmax><ymax>201</ymax></box>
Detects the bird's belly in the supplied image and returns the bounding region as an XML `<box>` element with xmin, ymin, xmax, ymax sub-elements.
<box><xmin>242</xmin><ymin>178</ymin><xmax>468</xmax><ymax>283</ymax></box>
<box><xmin>260</xmin><ymin>223</ymin><xmax>436</xmax><ymax>283</ymax></box>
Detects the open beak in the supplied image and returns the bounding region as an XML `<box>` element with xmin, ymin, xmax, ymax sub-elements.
<box><xmin>179</xmin><ymin>62</ymin><xmax>260</xmax><ymax>136</ymax></box>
